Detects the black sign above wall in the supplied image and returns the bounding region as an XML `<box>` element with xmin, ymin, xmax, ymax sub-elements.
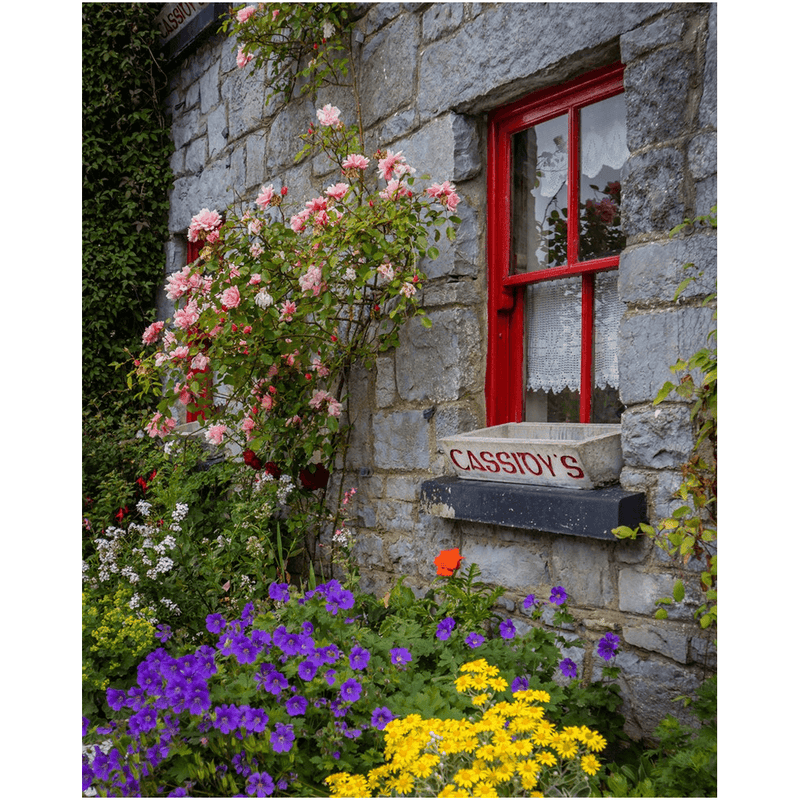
<box><xmin>157</xmin><ymin>3</ymin><xmax>229</xmax><ymax>66</ymax></box>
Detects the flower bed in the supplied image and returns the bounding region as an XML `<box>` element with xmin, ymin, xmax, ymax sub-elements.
<box><xmin>82</xmin><ymin>553</ymin><xmax>627</xmax><ymax>797</ymax></box>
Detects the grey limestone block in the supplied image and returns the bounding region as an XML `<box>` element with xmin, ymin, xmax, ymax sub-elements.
<box><xmin>394</xmin><ymin>308</ymin><xmax>481</xmax><ymax>402</ymax></box>
<box><xmin>618</xmin><ymin>304</ymin><xmax>715</xmax><ymax>405</ymax></box>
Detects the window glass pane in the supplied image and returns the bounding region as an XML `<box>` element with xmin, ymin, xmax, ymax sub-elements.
<box><xmin>591</xmin><ymin>270</ymin><xmax>626</xmax><ymax>422</ymax></box>
<box><xmin>525</xmin><ymin>277</ymin><xmax>582</xmax><ymax>393</ymax></box>
<box><xmin>579</xmin><ymin>94</ymin><xmax>628</xmax><ymax>261</ymax></box>
<box><xmin>512</xmin><ymin>114</ymin><xmax>568</xmax><ymax>273</ymax></box>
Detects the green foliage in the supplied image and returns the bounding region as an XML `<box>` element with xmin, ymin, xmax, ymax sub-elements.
<box><xmin>82</xmin><ymin>584</ymin><xmax>157</xmax><ymax>719</ymax></box>
<box><xmin>83</xmin><ymin>3</ymin><xmax>173</xmax><ymax>414</ymax></box>
<box><xmin>602</xmin><ymin>677</ymin><xmax>716</xmax><ymax>797</ymax></box>
<box><xmin>613</xmin><ymin>207</ymin><xmax>717</xmax><ymax>630</ymax></box>
<box><xmin>222</xmin><ymin>3</ymin><xmax>356</xmax><ymax>107</ymax></box>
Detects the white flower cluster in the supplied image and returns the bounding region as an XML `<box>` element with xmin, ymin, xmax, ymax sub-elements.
<box><xmin>277</xmin><ymin>474</ymin><xmax>294</xmax><ymax>504</ymax></box>
<box><xmin>245</xmin><ymin>535</ymin><xmax>264</xmax><ymax>556</ymax></box>
<box><xmin>333</xmin><ymin>527</ymin><xmax>355</xmax><ymax>547</ymax></box>
<box><xmin>146</xmin><ymin>556</ymin><xmax>174</xmax><ymax>580</ymax></box>
<box><xmin>160</xmin><ymin>597</ymin><xmax>181</xmax><ymax>615</ymax></box>
<box><xmin>93</xmin><ymin>504</ymin><xmax>182</xmax><ymax>586</ymax></box>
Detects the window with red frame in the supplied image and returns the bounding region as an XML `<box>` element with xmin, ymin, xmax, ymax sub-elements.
<box><xmin>486</xmin><ymin>63</ymin><xmax>628</xmax><ymax>427</ymax></box>
<box><xmin>185</xmin><ymin>238</ymin><xmax>212</xmax><ymax>423</ymax></box>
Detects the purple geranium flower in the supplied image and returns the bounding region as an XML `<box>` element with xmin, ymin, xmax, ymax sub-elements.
<box><xmin>436</xmin><ymin>617</ymin><xmax>456</xmax><ymax>641</ymax></box>
<box><xmin>371</xmin><ymin>706</ymin><xmax>395</xmax><ymax>730</ymax></box>
<box><xmin>185</xmin><ymin>679</ymin><xmax>212</xmax><ymax>715</ymax></box>
<box><xmin>232</xmin><ymin>635</ymin><xmax>261</xmax><ymax>664</ymax></box>
<box><xmin>297</xmin><ymin>658</ymin><xmax>319</xmax><ymax>681</ymax></box>
<box><xmin>269</xmin><ymin>582</ymin><xmax>290</xmax><ymax>603</ymax></box>
<box><xmin>242</xmin><ymin>706</ymin><xmax>269</xmax><ymax>734</ymax></box>
<box><xmin>390</xmin><ymin>647</ymin><xmax>412</xmax><ymax>667</ymax></box>
<box><xmin>262</xmin><ymin>669</ymin><xmax>289</xmax><ymax>696</ymax></box>
<box><xmin>270</xmin><ymin>722</ymin><xmax>295</xmax><ymax>753</ymax></box>
<box><xmin>550</xmin><ymin>586</ymin><xmax>568</xmax><ymax>605</ymax></box>
<box><xmin>206</xmin><ymin>613</ymin><xmax>226</xmax><ymax>634</ymax></box>
<box><xmin>324</xmin><ymin>580</ymin><xmax>355</xmax><ymax>615</ymax></box>
<box><xmin>339</xmin><ymin>678</ymin><xmax>363</xmax><ymax>703</ymax></box>
<box><xmin>559</xmin><ymin>657</ymin><xmax>578</xmax><ymax>678</ymax></box>
<box><xmin>213</xmin><ymin>703</ymin><xmax>243</xmax><ymax>734</ymax></box>
<box><xmin>155</xmin><ymin>624</ymin><xmax>172</xmax><ymax>643</ymax></box>
<box><xmin>597</xmin><ymin>632</ymin><xmax>620</xmax><ymax>661</ymax></box>
<box><xmin>246</xmin><ymin>771</ymin><xmax>275</xmax><ymax>797</ymax></box>
<box><xmin>349</xmin><ymin>645</ymin><xmax>371</xmax><ymax>670</ymax></box>
<box><xmin>511</xmin><ymin>676</ymin><xmax>529</xmax><ymax>692</ymax></box>
<box><xmin>285</xmin><ymin>694</ymin><xmax>308</xmax><ymax>717</ymax></box>
<box><xmin>499</xmin><ymin>619</ymin><xmax>517</xmax><ymax>639</ymax></box>
<box><xmin>523</xmin><ymin>593</ymin><xmax>538</xmax><ymax>610</ymax></box>
<box><xmin>465</xmin><ymin>632</ymin><xmax>485</xmax><ymax>649</ymax></box>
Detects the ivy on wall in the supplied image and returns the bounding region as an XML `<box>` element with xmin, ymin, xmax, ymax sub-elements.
<box><xmin>82</xmin><ymin>3</ymin><xmax>173</xmax><ymax>414</ymax></box>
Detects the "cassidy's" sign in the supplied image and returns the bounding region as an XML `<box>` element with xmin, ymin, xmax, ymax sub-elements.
<box><xmin>438</xmin><ymin>423</ymin><xmax>622</xmax><ymax>490</ymax></box>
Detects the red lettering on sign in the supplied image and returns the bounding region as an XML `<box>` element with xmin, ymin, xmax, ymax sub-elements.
<box><xmin>518</xmin><ymin>452</ymin><xmax>542</xmax><ymax>475</ymax></box>
<box><xmin>495</xmin><ymin>451</ymin><xmax>517</xmax><ymax>474</ymax></box>
<box><xmin>509</xmin><ymin>452</ymin><xmax>526</xmax><ymax>473</ymax></box>
<box><xmin>449</xmin><ymin>449</ymin><xmax>469</xmax><ymax>471</ymax></box>
<box><xmin>560</xmin><ymin>455</ymin><xmax>586</xmax><ymax>479</ymax></box>
<box><xmin>479</xmin><ymin>451</ymin><xmax>500</xmax><ymax>473</ymax></box>
<box><xmin>537</xmin><ymin>453</ymin><xmax>556</xmax><ymax>477</ymax></box>
<box><xmin>467</xmin><ymin>450</ymin><xmax>487</xmax><ymax>471</ymax></box>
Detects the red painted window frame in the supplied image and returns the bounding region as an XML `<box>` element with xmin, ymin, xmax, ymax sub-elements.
<box><xmin>486</xmin><ymin>63</ymin><xmax>625</xmax><ymax>427</ymax></box>
<box><xmin>185</xmin><ymin>239</ymin><xmax>212</xmax><ymax>423</ymax></box>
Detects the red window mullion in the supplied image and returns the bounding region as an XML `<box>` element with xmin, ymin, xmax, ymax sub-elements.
<box><xmin>487</xmin><ymin>63</ymin><xmax>624</xmax><ymax>428</ymax></box>
<box><xmin>580</xmin><ymin>273</ymin><xmax>595</xmax><ymax>423</ymax></box>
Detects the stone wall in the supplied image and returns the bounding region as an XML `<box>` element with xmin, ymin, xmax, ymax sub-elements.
<box><xmin>162</xmin><ymin>2</ymin><xmax>717</xmax><ymax>739</ymax></box>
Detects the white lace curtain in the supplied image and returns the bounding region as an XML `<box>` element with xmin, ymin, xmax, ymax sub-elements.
<box><xmin>526</xmin><ymin>271</ymin><xmax>625</xmax><ymax>393</ymax></box>
<box><xmin>534</xmin><ymin>103</ymin><xmax>629</xmax><ymax>199</ymax></box>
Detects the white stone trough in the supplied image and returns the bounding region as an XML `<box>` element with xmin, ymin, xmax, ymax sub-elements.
<box><xmin>438</xmin><ymin>423</ymin><xmax>622</xmax><ymax>489</ymax></box>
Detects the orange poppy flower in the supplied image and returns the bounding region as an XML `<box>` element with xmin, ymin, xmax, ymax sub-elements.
<box><xmin>434</xmin><ymin>548</ymin><xmax>464</xmax><ymax>576</ymax></box>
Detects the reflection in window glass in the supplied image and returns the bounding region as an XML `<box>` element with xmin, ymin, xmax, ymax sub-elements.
<box><xmin>579</xmin><ymin>94</ymin><xmax>628</xmax><ymax>261</ymax></box>
<box><xmin>512</xmin><ymin>114</ymin><xmax>568</xmax><ymax>273</ymax></box>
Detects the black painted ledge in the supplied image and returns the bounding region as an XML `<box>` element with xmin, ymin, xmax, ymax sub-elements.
<box><xmin>420</xmin><ymin>476</ymin><xmax>647</xmax><ymax>541</ymax></box>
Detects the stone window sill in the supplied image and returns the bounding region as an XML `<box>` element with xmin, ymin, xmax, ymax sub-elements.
<box><xmin>420</xmin><ymin>476</ymin><xmax>647</xmax><ymax>540</ymax></box>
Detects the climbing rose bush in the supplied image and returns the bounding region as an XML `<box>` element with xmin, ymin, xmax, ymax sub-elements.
<box><xmin>132</xmin><ymin>108</ymin><xmax>461</xmax><ymax>564</ymax></box>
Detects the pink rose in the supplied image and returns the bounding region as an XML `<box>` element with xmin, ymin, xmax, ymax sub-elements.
<box><xmin>279</xmin><ymin>300</ymin><xmax>296</xmax><ymax>321</ymax></box>
<box><xmin>316</xmin><ymin>104</ymin><xmax>343</xmax><ymax>127</ymax></box>
<box><xmin>325</xmin><ymin>182</ymin><xmax>350</xmax><ymax>200</ymax></box>
<box><xmin>379</xmin><ymin>179</ymin><xmax>412</xmax><ymax>201</ymax></box>
<box><xmin>191</xmin><ymin>352</ymin><xmax>210</xmax><ymax>371</ymax></box>
<box><xmin>342</xmin><ymin>154</ymin><xmax>369</xmax><ymax>170</ymax></box>
<box><xmin>309</xmin><ymin>389</ymin><xmax>329</xmax><ymax>409</ymax></box>
<box><xmin>236</xmin><ymin>5</ymin><xmax>257</xmax><ymax>23</ymax></box>
<box><xmin>299</xmin><ymin>265</ymin><xmax>323</xmax><ymax>295</ymax></box>
<box><xmin>188</xmin><ymin>208</ymin><xmax>222</xmax><ymax>242</ymax></box>
<box><xmin>426</xmin><ymin>180</ymin><xmax>460</xmax><ymax>212</ymax></box>
<box><xmin>221</xmin><ymin>286</ymin><xmax>241</xmax><ymax>309</ymax></box>
<box><xmin>173</xmin><ymin>299</ymin><xmax>200</xmax><ymax>330</ymax></box>
<box><xmin>256</xmin><ymin>184</ymin><xmax>274</xmax><ymax>209</ymax></box>
<box><xmin>205</xmin><ymin>424</ymin><xmax>227</xmax><ymax>445</ymax></box>
<box><xmin>145</xmin><ymin>412</ymin><xmax>176</xmax><ymax>439</ymax></box>
<box><xmin>142</xmin><ymin>321</ymin><xmax>164</xmax><ymax>345</ymax></box>
<box><xmin>290</xmin><ymin>209</ymin><xmax>311</xmax><ymax>232</ymax></box>
<box><xmin>237</xmin><ymin>47</ymin><xmax>253</xmax><ymax>69</ymax></box>
<box><xmin>377</xmin><ymin>150</ymin><xmax>415</xmax><ymax>182</ymax></box>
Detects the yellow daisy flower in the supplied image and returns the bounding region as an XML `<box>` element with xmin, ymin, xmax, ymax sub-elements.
<box><xmin>581</xmin><ymin>753</ymin><xmax>602</xmax><ymax>775</ymax></box>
